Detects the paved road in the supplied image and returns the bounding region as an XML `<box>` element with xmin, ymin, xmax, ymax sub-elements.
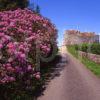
<box><xmin>38</xmin><ymin>46</ymin><xmax>100</xmax><ymax>100</ymax></box>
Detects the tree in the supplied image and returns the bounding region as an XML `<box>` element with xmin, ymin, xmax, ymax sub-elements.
<box><xmin>35</xmin><ymin>5</ymin><xmax>40</xmax><ymax>13</ymax></box>
<box><xmin>0</xmin><ymin>0</ymin><xmax>29</xmax><ymax>11</ymax></box>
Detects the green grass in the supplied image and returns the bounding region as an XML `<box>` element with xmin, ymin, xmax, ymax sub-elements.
<box><xmin>67</xmin><ymin>45</ymin><xmax>79</xmax><ymax>58</ymax></box>
<box><xmin>67</xmin><ymin>46</ymin><xmax>100</xmax><ymax>77</ymax></box>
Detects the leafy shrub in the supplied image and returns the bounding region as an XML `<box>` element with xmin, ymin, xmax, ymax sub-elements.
<box><xmin>0</xmin><ymin>8</ymin><xmax>57</xmax><ymax>99</ymax></box>
<box><xmin>0</xmin><ymin>0</ymin><xmax>29</xmax><ymax>11</ymax></box>
<box><xmin>74</xmin><ymin>43</ymin><xmax>100</xmax><ymax>55</ymax></box>
<box><xmin>91</xmin><ymin>43</ymin><xmax>100</xmax><ymax>55</ymax></box>
<box><xmin>81</xmin><ymin>43</ymin><xmax>88</xmax><ymax>52</ymax></box>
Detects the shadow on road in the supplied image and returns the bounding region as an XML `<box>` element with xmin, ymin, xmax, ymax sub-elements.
<box><xmin>34</xmin><ymin>54</ymin><xmax>68</xmax><ymax>98</ymax></box>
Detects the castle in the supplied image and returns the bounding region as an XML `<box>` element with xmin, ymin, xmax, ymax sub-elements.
<box><xmin>64</xmin><ymin>30</ymin><xmax>100</xmax><ymax>45</ymax></box>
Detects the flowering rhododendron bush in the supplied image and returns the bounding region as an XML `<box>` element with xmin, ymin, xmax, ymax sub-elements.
<box><xmin>0</xmin><ymin>8</ymin><xmax>57</xmax><ymax>98</ymax></box>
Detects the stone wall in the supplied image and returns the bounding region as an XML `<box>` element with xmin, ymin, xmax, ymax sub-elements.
<box><xmin>78</xmin><ymin>51</ymin><xmax>100</xmax><ymax>64</ymax></box>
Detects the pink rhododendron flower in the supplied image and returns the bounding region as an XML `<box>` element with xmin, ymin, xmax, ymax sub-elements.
<box><xmin>8</xmin><ymin>57</ymin><xmax>13</xmax><ymax>62</ymax></box>
<box><xmin>0</xmin><ymin>8</ymin><xmax>57</xmax><ymax>84</ymax></box>
<box><xmin>0</xmin><ymin>32</ymin><xmax>4</xmax><ymax>37</ymax></box>
<box><xmin>9</xmin><ymin>77</ymin><xmax>16</xmax><ymax>82</ymax></box>
<box><xmin>35</xmin><ymin>74</ymin><xmax>40</xmax><ymax>79</ymax></box>
<box><xmin>27</xmin><ymin>65</ymin><xmax>32</xmax><ymax>71</ymax></box>
<box><xmin>7</xmin><ymin>43</ymin><xmax>15</xmax><ymax>49</ymax></box>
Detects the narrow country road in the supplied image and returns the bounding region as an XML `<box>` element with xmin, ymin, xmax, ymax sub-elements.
<box><xmin>37</xmin><ymin>46</ymin><xmax>100</xmax><ymax>100</ymax></box>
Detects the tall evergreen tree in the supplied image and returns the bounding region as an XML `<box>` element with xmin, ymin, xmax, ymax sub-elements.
<box><xmin>0</xmin><ymin>0</ymin><xmax>29</xmax><ymax>11</ymax></box>
<box><xmin>35</xmin><ymin>5</ymin><xmax>40</xmax><ymax>14</ymax></box>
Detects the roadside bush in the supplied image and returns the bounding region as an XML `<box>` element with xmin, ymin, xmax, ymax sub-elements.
<box><xmin>91</xmin><ymin>43</ymin><xmax>100</xmax><ymax>55</ymax></box>
<box><xmin>0</xmin><ymin>8</ymin><xmax>57</xmax><ymax>99</ymax></box>
<box><xmin>81</xmin><ymin>44</ymin><xmax>88</xmax><ymax>52</ymax></box>
<box><xmin>74</xmin><ymin>43</ymin><xmax>100</xmax><ymax>55</ymax></box>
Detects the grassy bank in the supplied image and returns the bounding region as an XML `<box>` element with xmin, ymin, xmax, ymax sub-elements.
<box><xmin>67</xmin><ymin>46</ymin><xmax>100</xmax><ymax>77</ymax></box>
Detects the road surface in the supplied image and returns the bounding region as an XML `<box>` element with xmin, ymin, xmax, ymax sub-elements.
<box><xmin>37</xmin><ymin>46</ymin><xmax>100</xmax><ymax>100</ymax></box>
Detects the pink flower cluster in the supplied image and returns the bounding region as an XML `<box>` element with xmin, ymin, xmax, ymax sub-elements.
<box><xmin>0</xmin><ymin>8</ymin><xmax>57</xmax><ymax>84</ymax></box>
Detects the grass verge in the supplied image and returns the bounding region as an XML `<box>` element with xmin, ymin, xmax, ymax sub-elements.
<box><xmin>67</xmin><ymin>46</ymin><xmax>100</xmax><ymax>77</ymax></box>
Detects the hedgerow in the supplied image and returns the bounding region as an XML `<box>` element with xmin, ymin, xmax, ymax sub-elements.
<box><xmin>74</xmin><ymin>43</ymin><xmax>100</xmax><ymax>55</ymax></box>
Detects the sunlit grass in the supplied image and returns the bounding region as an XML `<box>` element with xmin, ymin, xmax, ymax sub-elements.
<box><xmin>67</xmin><ymin>46</ymin><xmax>100</xmax><ymax>77</ymax></box>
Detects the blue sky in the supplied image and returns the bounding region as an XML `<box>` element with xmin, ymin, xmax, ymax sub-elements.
<box><xmin>30</xmin><ymin>0</ymin><xmax>100</xmax><ymax>45</ymax></box>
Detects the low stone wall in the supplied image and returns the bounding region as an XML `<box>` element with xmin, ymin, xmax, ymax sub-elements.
<box><xmin>78</xmin><ymin>51</ymin><xmax>100</xmax><ymax>64</ymax></box>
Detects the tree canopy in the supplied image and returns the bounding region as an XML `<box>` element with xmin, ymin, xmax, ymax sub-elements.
<box><xmin>0</xmin><ymin>0</ymin><xmax>29</xmax><ymax>11</ymax></box>
<box><xmin>35</xmin><ymin>5</ymin><xmax>40</xmax><ymax>13</ymax></box>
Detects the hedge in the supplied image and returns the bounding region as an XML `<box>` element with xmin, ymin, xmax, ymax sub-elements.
<box><xmin>75</xmin><ymin>43</ymin><xmax>100</xmax><ymax>55</ymax></box>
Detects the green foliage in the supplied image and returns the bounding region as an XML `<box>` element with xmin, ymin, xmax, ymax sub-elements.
<box><xmin>82</xmin><ymin>57</ymin><xmax>100</xmax><ymax>77</ymax></box>
<box><xmin>81</xmin><ymin>44</ymin><xmax>88</xmax><ymax>52</ymax></box>
<box><xmin>74</xmin><ymin>43</ymin><xmax>100</xmax><ymax>55</ymax></box>
<box><xmin>67</xmin><ymin>46</ymin><xmax>100</xmax><ymax>77</ymax></box>
<box><xmin>67</xmin><ymin>45</ymin><xmax>79</xmax><ymax>58</ymax></box>
<box><xmin>91</xmin><ymin>43</ymin><xmax>100</xmax><ymax>55</ymax></box>
<box><xmin>0</xmin><ymin>0</ymin><xmax>29</xmax><ymax>11</ymax></box>
<box><xmin>35</xmin><ymin>5</ymin><xmax>40</xmax><ymax>14</ymax></box>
